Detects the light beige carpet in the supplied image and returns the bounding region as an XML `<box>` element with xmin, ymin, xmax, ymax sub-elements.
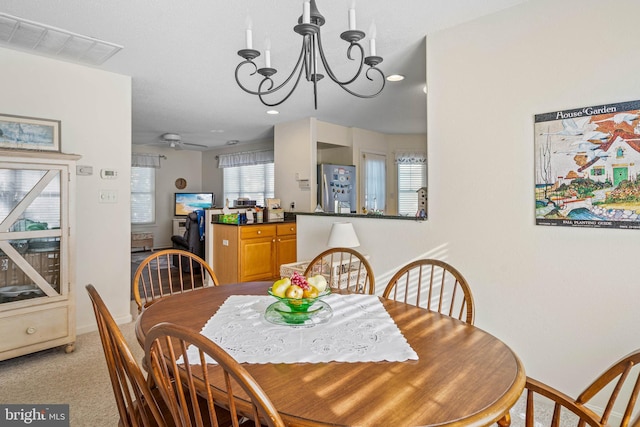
<box><xmin>0</xmin><ymin>320</ymin><xmax>144</xmax><ymax>427</ymax></box>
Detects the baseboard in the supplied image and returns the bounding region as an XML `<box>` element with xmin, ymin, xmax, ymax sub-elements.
<box><xmin>76</xmin><ymin>313</ymin><xmax>134</xmax><ymax>335</ymax></box>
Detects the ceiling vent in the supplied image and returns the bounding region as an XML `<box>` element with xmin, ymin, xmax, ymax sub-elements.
<box><xmin>0</xmin><ymin>13</ymin><xmax>123</xmax><ymax>65</ymax></box>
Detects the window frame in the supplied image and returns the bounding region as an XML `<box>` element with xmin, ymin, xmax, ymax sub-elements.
<box><xmin>397</xmin><ymin>162</ymin><xmax>427</xmax><ymax>216</ymax></box>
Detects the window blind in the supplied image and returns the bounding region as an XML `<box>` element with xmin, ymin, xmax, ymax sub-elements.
<box><xmin>223</xmin><ymin>163</ymin><xmax>274</xmax><ymax>206</ymax></box>
<box><xmin>397</xmin><ymin>163</ymin><xmax>427</xmax><ymax>216</ymax></box>
<box><xmin>131</xmin><ymin>167</ymin><xmax>155</xmax><ymax>224</ymax></box>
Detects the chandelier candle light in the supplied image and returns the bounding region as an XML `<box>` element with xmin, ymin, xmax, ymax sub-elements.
<box><xmin>236</xmin><ymin>0</ymin><xmax>385</xmax><ymax>109</ymax></box>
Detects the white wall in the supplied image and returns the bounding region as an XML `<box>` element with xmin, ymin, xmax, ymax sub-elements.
<box><xmin>274</xmin><ymin>118</ymin><xmax>317</xmax><ymax>212</ymax></box>
<box><xmin>132</xmin><ymin>145</ymin><xmax>203</xmax><ymax>248</ymax></box>
<box><xmin>297</xmin><ymin>215</ymin><xmax>431</xmax><ymax>286</ymax></box>
<box><xmin>427</xmin><ymin>0</ymin><xmax>640</xmax><ymax>401</ymax></box>
<box><xmin>0</xmin><ymin>47</ymin><xmax>133</xmax><ymax>332</ymax></box>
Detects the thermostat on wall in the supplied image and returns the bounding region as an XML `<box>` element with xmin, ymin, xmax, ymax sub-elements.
<box><xmin>100</xmin><ymin>169</ymin><xmax>118</xmax><ymax>179</ymax></box>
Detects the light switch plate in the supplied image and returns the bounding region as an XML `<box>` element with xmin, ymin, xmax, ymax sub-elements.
<box><xmin>76</xmin><ymin>165</ymin><xmax>93</xmax><ymax>176</ymax></box>
<box><xmin>99</xmin><ymin>189</ymin><xmax>117</xmax><ymax>203</ymax></box>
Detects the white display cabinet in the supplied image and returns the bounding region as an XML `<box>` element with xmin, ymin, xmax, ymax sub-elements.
<box><xmin>0</xmin><ymin>150</ymin><xmax>80</xmax><ymax>361</ymax></box>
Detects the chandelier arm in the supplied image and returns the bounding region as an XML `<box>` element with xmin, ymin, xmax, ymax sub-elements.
<box><xmin>258</xmin><ymin>62</ymin><xmax>308</xmax><ymax>107</ymax></box>
<box><xmin>234</xmin><ymin>60</ymin><xmax>261</xmax><ymax>95</ymax></box>
<box><xmin>316</xmin><ymin>31</ymin><xmax>364</xmax><ymax>86</ymax></box>
<box><xmin>235</xmin><ymin>44</ymin><xmax>307</xmax><ymax>96</ymax></box>
<box><xmin>336</xmin><ymin>66</ymin><xmax>386</xmax><ymax>98</ymax></box>
<box><xmin>264</xmin><ymin>42</ymin><xmax>307</xmax><ymax>94</ymax></box>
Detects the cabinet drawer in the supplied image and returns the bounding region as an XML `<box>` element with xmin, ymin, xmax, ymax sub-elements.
<box><xmin>0</xmin><ymin>306</ymin><xmax>69</xmax><ymax>352</ymax></box>
<box><xmin>277</xmin><ymin>223</ymin><xmax>297</xmax><ymax>236</ymax></box>
<box><xmin>240</xmin><ymin>225</ymin><xmax>275</xmax><ymax>239</ymax></box>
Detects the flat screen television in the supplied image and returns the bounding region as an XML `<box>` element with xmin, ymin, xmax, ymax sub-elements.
<box><xmin>174</xmin><ymin>192</ymin><xmax>215</xmax><ymax>216</ymax></box>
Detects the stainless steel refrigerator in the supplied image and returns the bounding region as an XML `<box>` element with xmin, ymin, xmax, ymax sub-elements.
<box><xmin>318</xmin><ymin>163</ymin><xmax>356</xmax><ymax>213</ymax></box>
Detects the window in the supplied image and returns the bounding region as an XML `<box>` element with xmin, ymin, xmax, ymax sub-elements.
<box><xmin>131</xmin><ymin>166</ymin><xmax>155</xmax><ymax>224</ymax></box>
<box><xmin>223</xmin><ymin>163</ymin><xmax>274</xmax><ymax>206</ymax></box>
<box><xmin>362</xmin><ymin>152</ymin><xmax>386</xmax><ymax>212</ymax></box>
<box><xmin>396</xmin><ymin>152</ymin><xmax>427</xmax><ymax>216</ymax></box>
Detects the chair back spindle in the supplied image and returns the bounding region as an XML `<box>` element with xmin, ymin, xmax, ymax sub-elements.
<box><xmin>145</xmin><ymin>322</ymin><xmax>285</xmax><ymax>427</ymax></box>
<box><xmin>133</xmin><ymin>249</ymin><xmax>220</xmax><ymax>312</ymax></box>
<box><xmin>383</xmin><ymin>259</ymin><xmax>474</xmax><ymax>324</ymax></box>
<box><xmin>520</xmin><ymin>377</ymin><xmax>603</xmax><ymax>427</ymax></box>
<box><xmin>576</xmin><ymin>349</ymin><xmax>640</xmax><ymax>427</ymax></box>
<box><xmin>303</xmin><ymin>247</ymin><xmax>375</xmax><ymax>294</ymax></box>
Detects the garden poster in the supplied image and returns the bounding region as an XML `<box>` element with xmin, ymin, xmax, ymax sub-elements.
<box><xmin>534</xmin><ymin>100</ymin><xmax>640</xmax><ymax>229</ymax></box>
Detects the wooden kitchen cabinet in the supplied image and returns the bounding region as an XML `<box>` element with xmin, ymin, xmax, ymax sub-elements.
<box><xmin>238</xmin><ymin>225</ymin><xmax>276</xmax><ymax>282</ymax></box>
<box><xmin>276</xmin><ymin>223</ymin><xmax>297</xmax><ymax>271</ymax></box>
<box><xmin>0</xmin><ymin>150</ymin><xmax>80</xmax><ymax>361</ymax></box>
<box><xmin>213</xmin><ymin>222</ymin><xmax>296</xmax><ymax>285</ymax></box>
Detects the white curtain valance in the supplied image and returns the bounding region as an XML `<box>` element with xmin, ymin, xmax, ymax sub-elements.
<box><xmin>217</xmin><ymin>150</ymin><xmax>274</xmax><ymax>168</ymax></box>
<box><xmin>131</xmin><ymin>153</ymin><xmax>164</xmax><ymax>168</ymax></box>
<box><xmin>395</xmin><ymin>151</ymin><xmax>427</xmax><ymax>164</ymax></box>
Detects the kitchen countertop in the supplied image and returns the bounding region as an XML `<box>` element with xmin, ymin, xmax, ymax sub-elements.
<box><xmin>294</xmin><ymin>211</ymin><xmax>426</xmax><ymax>221</ymax></box>
<box><xmin>212</xmin><ymin>218</ymin><xmax>296</xmax><ymax>226</ymax></box>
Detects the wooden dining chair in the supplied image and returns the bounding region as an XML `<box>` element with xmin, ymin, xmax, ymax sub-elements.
<box><xmin>515</xmin><ymin>377</ymin><xmax>605</xmax><ymax>427</ymax></box>
<box><xmin>574</xmin><ymin>348</ymin><xmax>640</xmax><ymax>427</ymax></box>
<box><xmin>382</xmin><ymin>259</ymin><xmax>475</xmax><ymax>324</ymax></box>
<box><xmin>302</xmin><ymin>247</ymin><xmax>375</xmax><ymax>294</ymax></box>
<box><xmin>86</xmin><ymin>284</ymin><xmax>168</xmax><ymax>427</ymax></box>
<box><xmin>144</xmin><ymin>322</ymin><xmax>286</xmax><ymax>427</ymax></box>
<box><xmin>504</xmin><ymin>348</ymin><xmax>640</xmax><ymax>427</ymax></box>
<box><xmin>133</xmin><ymin>249</ymin><xmax>220</xmax><ymax>313</ymax></box>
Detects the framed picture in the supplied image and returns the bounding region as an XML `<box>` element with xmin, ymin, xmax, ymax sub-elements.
<box><xmin>0</xmin><ymin>114</ymin><xmax>61</xmax><ymax>152</ymax></box>
<box><xmin>534</xmin><ymin>99</ymin><xmax>640</xmax><ymax>230</ymax></box>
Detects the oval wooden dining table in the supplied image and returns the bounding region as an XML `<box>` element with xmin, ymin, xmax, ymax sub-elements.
<box><xmin>136</xmin><ymin>281</ymin><xmax>525</xmax><ymax>427</ymax></box>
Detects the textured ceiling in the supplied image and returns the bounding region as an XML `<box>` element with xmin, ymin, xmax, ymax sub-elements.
<box><xmin>0</xmin><ymin>0</ymin><xmax>528</xmax><ymax>150</ymax></box>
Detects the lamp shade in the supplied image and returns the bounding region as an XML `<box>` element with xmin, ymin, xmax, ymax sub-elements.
<box><xmin>326</xmin><ymin>222</ymin><xmax>360</xmax><ymax>248</ymax></box>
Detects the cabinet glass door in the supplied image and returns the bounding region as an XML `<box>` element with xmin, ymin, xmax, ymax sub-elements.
<box><xmin>0</xmin><ymin>166</ymin><xmax>64</xmax><ymax>304</ymax></box>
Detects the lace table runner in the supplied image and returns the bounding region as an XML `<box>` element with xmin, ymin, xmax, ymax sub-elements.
<box><xmin>184</xmin><ymin>294</ymin><xmax>418</xmax><ymax>364</ymax></box>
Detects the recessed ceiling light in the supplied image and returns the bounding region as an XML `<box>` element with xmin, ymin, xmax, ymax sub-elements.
<box><xmin>386</xmin><ymin>74</ymin><xmax>405</xmax><ymax>82</ymax></box>
<box><xmin>266</xmin><ymin>110</ymin><xmax>279</xmax><ymax>115</ymax></box>
<box><xmin>226</xmin><ymin>140</ymin><xmax>239</xmax><ymax>145</ymax></box>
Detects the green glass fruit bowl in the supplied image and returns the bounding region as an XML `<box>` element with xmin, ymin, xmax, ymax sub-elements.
<box><xmin>267</xmin><ymin>288</ymin><xmax>331</xmax><ymax>312</ymax></box>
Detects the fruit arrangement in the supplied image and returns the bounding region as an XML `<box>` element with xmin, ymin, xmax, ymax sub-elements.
<box><xmin>269</xmin><ymin>272</ymin><xmax>329</xmax><ymax>311</ymax></box>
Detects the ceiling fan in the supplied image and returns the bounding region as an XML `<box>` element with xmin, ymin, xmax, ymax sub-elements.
<box><xmin>159</xmin><ymin>133</ymin><xmax>208</xmax><ymax>150</ymax></box>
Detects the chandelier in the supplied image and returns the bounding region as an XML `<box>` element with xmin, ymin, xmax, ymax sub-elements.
<box><xmin>235</xmin><ymin>0</ymin><xmax>385</xmax><ymax>109</ymax></box>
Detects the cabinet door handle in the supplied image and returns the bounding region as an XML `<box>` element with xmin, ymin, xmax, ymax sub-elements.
<box><xmin>290</xmin><ymin>227</ymin><xmax>294</xmax><ymax>231</ymax></box>
<box><xmin>26</xmin><ymin>327</ymin><xmax>37</xmax><ymax>335</ymax></box>
<box><xmin>257</xmin><ymin>230</ymin><xmax>261</xmax><ymax>234</ymax></box>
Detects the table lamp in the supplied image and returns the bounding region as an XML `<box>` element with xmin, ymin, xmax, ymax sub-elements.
<box><xmin>326</xmin><ymin>222</ymin><xmax>360</xmax><ymax>248</ymax></box>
